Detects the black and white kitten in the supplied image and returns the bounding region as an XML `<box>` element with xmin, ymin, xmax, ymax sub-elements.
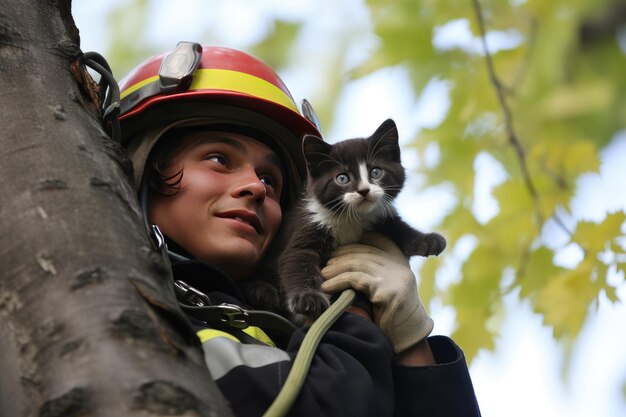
<box><xmin>278</xmin><ymin>119</ymin><xmax>446</xmax><ymax>318</ymax></box>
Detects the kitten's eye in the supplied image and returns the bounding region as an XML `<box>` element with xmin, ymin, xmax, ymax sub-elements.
<box><xmin>370</xmin><ymin>167</ymin><xmax>383</xmax><ymax>179</ymax></box>
<box><xmin>335</xmin><ymin>173</ymin><xmax>350</xmax><ymax>185</ymax></box>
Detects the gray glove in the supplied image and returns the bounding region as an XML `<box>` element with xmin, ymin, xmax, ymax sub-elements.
<box><xmin>321</xmin><ymin>233</ymin><xmax>434</xmax><ymax>353</ymax></box>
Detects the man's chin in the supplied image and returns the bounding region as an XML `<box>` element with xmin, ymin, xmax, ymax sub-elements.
<box><xmin>212</xmin><ymin>249</ymin><xmax>262</xmax><ymax>281</ymax></box>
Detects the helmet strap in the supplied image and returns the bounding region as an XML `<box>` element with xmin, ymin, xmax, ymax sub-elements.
<box><xmin>139</xmin><ymin>177</ymin><xmax>190</xmax><ymax>262</ymax></box>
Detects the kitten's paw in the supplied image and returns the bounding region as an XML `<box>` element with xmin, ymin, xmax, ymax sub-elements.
<box><xmin>414</xmin><ymin>233</ymin><xmax>447</xmax><ymax>257</ymax></box>
<box><xmin>241</xmin><ymin>281</ymin><xmax>282</xmax><ymax>312</ymax></box>
<box><xmin>287</xmin><ymin>289</ymin><xmax>330</xmax><ymax>318</ymax></box>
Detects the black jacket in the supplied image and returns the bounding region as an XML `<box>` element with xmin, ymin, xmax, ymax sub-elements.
<box><xmin>172</xmin><ymin>258</ymin><xmax>481</xmax><ymax>417</ymax></box>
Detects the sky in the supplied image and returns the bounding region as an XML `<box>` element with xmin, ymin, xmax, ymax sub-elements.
<box><xmin>72</xmin><ymin>1</ymin><xmax>626</xmax><ymax>416</ymax></box>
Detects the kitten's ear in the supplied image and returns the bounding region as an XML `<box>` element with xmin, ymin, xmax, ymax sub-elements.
<box><xmin>370</xmin><ymin>119</ymin><xmax>401</xmax><ymax>162</ymax></box>
<box><xmin>302</xmin><ymin>135</ymin><xmax>333</xmax><ymax>175</ymax></box>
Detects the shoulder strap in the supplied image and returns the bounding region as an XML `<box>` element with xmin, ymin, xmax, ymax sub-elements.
<box><xmin>174</xmin><ymin>279</ymin><xmax>296</xmax><ymax>336</ymax></box>
<box><xmin>180</xmin><ymin>303</ymin><xmax>296</xmax><ymax>335</ymax></box>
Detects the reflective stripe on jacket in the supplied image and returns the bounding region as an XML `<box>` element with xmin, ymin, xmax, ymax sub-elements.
<box><xmin>197</xmin><ymin>327</ymin><xmax>290</xmax><ymax>380</ymax></box>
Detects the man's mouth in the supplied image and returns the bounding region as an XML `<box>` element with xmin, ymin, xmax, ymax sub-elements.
<box><xmin>216</xmin><ymin>210</ymin><xmax>264</xmax><ymax>234</ymax></box>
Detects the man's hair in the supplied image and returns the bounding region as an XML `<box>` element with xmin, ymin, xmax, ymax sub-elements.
<box><xmin>145</xmin><ymin>127</ymin><xmax>188</xmax><ymax>197</ymax></box>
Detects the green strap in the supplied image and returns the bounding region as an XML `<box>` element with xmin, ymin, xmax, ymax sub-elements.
<box><xmin>262</xmin><ymin>289</ymin><xmax>356</xmax><ymax>417</ymax></box>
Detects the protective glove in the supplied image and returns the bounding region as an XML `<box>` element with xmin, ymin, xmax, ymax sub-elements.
<box><xmin>320</xmin><ymin>233</ymin><xmax>434</xmax><ymax>354</ymax></box>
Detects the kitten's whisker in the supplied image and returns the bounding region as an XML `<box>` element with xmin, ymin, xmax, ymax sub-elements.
<box><xmin>326</xmin><ymin>200</ymin><xmax>345</xmax><ymax>214</ymax></box>
<box><xmin>382</xmin><ymin>200</ymin><xmax>396</xmax><ymax>222</ymax></box>
<box><xmin>348</xmin><ymin>203</ymin><xmax>358</xmax><ymax>223</ymax></box>
<box><xmin>378</xmin><ymin>194</ymin><xmax>395</xmax><ymax>217</ymax></box>
<box><xmin>325</xmin><ymin>198</ymin><xmax>349</xmax><ymax>222</ymax></box>
<box><xmin>335</xmin><ymin>202</ymin><xmax>351</xmax><ymax>224</ymax></box>
<box><xmin>321</xmin><ymin>199</ymin><xmax>336</xmax><ymax>210</ymax></box>
<box><xmin>334</xmin><ymin>204</ymin><xmax>348</xmax><ymax>222</ymax></box>
<box><xmin>380</xmin><ymin>194</ymin><xmax>395</xmax><ymax>207</ymax></box>
<box><xmin>382</xmin><ymin>187</ymin><xmax>403</xmax><ymax>192</ymax></box>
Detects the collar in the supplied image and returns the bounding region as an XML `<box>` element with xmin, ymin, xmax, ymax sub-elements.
<box><xmin>170</xmin><ymin>257</ymin><xmax>245</xmax><ymax>303</ymax></box>
<box><xmin>164</xmin><ymin>235</ymin><xmax>194</xmax><ymax>260</ymax></box>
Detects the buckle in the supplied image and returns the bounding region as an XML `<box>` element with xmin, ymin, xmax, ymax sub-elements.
<box><xmin>174</xmin><ymin>280</ymin><xmax>211</xmax><ymax>307</ymax></box>
<box><xmin>217</xmin><ymin>303</ymin><xmax>250</xmax><ymax>329</ymax></box>
<box><xmin>150</xmin><ymin>224</ymin><xmax>165</xmax><ymax>251</ymax></box>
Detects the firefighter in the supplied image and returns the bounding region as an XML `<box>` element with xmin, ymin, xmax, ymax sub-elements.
<box><xmin>118</xmin><ymin>42</ymin><xmax>481</xmax><ymax>417</ymax></box>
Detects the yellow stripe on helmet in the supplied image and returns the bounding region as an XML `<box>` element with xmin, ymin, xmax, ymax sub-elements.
<box><xmin>121</xmin><ymin>75</ymin><xmax>159</xmax><ymax>100</ymax></box>
<box><xmin>191</xmin><ymin>69</ymin><xmax>298</xmax><ymax>113</ymax></box>
<box><xmin>120</xmin><ymin>69</ymin><xmax>299</xmax><ymax>113</ymax></box>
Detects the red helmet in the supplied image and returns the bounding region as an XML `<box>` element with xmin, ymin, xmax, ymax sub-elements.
<box><xmin>119</xmin><ymin>42</ymin><xmax>321</xmax><ymax>204</ymax></box>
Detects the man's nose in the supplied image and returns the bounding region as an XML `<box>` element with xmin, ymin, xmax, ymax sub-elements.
<box><xmin>232</xmin><ymin>167</ymin><xmax>266</xmax><ymax>204</ymax></box>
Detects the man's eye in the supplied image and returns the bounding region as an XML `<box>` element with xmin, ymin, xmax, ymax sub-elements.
<box><xmin>261</xmin><ymin>174</ymin><xmax>283</xmax><ymax>199</ymax></box>
<box><xmin>206</xmin><ymin>154</ymin><xmax>227</xmax><ymax>165</ymax></box>
<box><xmin>260</xmin><ymin>176</ymin><xmax>275</xmax><ymax>187</ymax></box>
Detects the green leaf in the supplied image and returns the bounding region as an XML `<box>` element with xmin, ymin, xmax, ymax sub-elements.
<box><xmin>451</xmin><ymin>306</ymin><xmax>496</xmax><ymax>360</ymax></box>
<box><xmin>490</xmin><ymin>179</ymin><xmax>536</xmax><ymax>243</ymax></box>
<box><xmin>573</xmin><ymin>211</ymin><xmax>626</xmax><ymax>254</ymax></box>
<box><xmin>534</xmin><ymin>260</ymin><xmax>600</xmax><ymax>338</ymax></box>
<box><xmin>539</xmin><ymin>81</ymin><xmax>614</xmax><ymax>120</ymax></box>
<box><xmin>439</xmin><ymin>206</ymin><xmax>480</xmax><ymax>244</ymax></box>
<box><xmin>529</xmin><ymin>140</ymin><xmax>601</xmax><ymax>178</ymax></box>
<box><xmin>447</xmin><ymin>245</ymin><xmax>503</xmax><ymax>359</ymax></box>
<box><xmin>519</xmin><ymin>247</ymin><xmax>566</xmax><ymax>298</ymax></box>
<box><xmin>603</xmin><ymin>284</ymin><xmax>618</xmax><ymax>303</ymax></box>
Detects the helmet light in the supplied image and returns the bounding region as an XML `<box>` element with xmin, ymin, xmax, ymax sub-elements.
<box><xmin>158</xmin><ymin>41</ymin><xmax>202</xmax><ymax>93</ymax></box>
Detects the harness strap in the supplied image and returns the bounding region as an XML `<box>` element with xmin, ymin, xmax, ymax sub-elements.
<box><xmin>180</xmin><ymin>303</ymin><xmax>296</xmax><ymax>336</ymax></box>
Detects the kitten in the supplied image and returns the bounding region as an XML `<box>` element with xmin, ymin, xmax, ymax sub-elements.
<box><xmin>278</xmin><ymin>119</ymin><xmax>446</xmax><ymax>318</ymax></box>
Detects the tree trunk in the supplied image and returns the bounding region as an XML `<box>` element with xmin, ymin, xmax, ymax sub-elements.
<box><xmin>0</xmin><ymin>1</ymin><xmax>234</xmax><ymax>416</ymax></box>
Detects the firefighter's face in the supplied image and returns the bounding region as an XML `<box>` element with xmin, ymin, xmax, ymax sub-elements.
<box><xmin>149</xmin><ymin>131</ymin><xmax>283</xmax><ymax>281</ymax></box>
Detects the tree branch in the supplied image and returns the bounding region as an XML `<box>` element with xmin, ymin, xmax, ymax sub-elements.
<box><xmin>470</xmin><ymin>0</ymin><xmax>574</xmax><ymax>239</ymax></box>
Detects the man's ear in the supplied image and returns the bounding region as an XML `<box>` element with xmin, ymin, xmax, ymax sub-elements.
<box><xmin>302</xmin><ymin>135</ymin><xmax>333</xmax><ymax>175</ymax></box>
<box><xmin>370</xmin><ymin>119</ymin><xmax>400</xmax><ymax>162</ymax></box>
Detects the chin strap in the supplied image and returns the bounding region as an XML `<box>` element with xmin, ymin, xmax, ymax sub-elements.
<box><xmin>138</xmin><ymin>178</ymin><xmax>190</xmax><ymax>261</ymax></box>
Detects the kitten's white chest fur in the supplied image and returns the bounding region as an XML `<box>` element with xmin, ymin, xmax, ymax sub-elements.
<box><xmin>305</xmin><ymin>162</ymin><xmax>393</xmax><ymax>245</ymax></box>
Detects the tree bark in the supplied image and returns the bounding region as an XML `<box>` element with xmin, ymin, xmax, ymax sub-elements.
<box><xmin>0</xmin><ymin>1</ymin><xmax>234</xmax><ymax>416</ymax></box>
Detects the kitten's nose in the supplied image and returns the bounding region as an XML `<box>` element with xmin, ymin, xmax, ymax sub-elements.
<box><xmin>357</xmin><ymin>188</ymin><xmax>370</xmax><ymax>196</ymax></box>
